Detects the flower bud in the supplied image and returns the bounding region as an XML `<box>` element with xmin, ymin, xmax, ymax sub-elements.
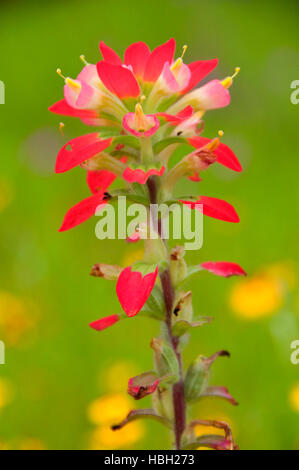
<box><xmin>90</xmin><ymin>263</ymin><xmax>122</xmax><ymax>280</ymax></box>
<box><xmin>152</xmin><ymin>387</ymin><xmax>174</xmax><ymax>422</ymax></box>
<box><xmin>184</xmin><ymin>350</ymin><xmax>230</xmax><ymax>402</ymax></box>
<box><xmin>170</xmin><ymin>246</ymin><xmax>187</xmax><ymax>286</ymax></box>
<box><xmin>172</xmin><ymin>291</ymin><xmax>193</xmax><ymax>323</ymax></box>
<box><xmin>151</xmin><ymin>338</ymin><xmax>180</xmax><ymax>378</ymax></box>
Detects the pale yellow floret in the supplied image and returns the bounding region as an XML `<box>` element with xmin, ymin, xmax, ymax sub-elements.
<box><xmin>65</xmin><ymin>77</ymin><xmax>81</xmax><ymax>93</ymax></box>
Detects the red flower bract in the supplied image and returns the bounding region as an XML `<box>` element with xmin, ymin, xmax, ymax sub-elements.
<box><xmin>123</xmin><ymin>166</ymin><xmax>165</xmax><ymax>184</ymax></box>
<box><xmin>116</xmin><ymin>266</ymin><xmax>158</xmax><ymax>317</ymax></box>
<box><xmin>89</xmin><ymin>314</ymin><xmax>119</xmax><ymax>331</ymax></box>
<box><xmin>55</xmin><ymin>134</ymin><xmax>112</xmax><ymax>173</ymax></box>
<box><xmin>188</xmin><ymin>136</ymin><xmax>242</xmax><ymax>172</ymax></box>
<box><xmin>59</xmin><ymin>192</ymin><xmax>107</xmax><ymax>232</ymax></box>
<box><xmin>180</xmin><ymin>196</ymin><xmax>239</xmax><ymax>223</ymax></box>
<box><xmin>201</xmin><ymin>261</ymin><xmax>246</xmax><ymax>277</ymax></box>
<box><xmin>96</xmin><ymin>61</ymin><xmax>140</xmax><ymax>99</ymax></box>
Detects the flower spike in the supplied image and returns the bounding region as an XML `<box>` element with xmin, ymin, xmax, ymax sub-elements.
<box><xmin>51</xmin><ymin>38</ymin><xmax>244</xmax><ymax>451</ymax></box>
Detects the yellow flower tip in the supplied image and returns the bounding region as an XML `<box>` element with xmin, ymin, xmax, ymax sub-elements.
<box><xmin>181</xmin><ymin>44</ymin><xmax>188</xmax><ymax>59</ymax></box>
<box><xmin>135</xmin><ymin>102</ymin><xmax>144</xmax><ymax>117</ymax></box>
<box><xmin>232</xmin><ymin>67</ymin><xmax>240</xmax><ymax>78</ymax></box>
<box><xmin>80</xmin><ymin>54</ymin><xmax>88</xmax><ymax>65</ymax></box>
<box><xmin>205</xmin><ymin>131</ymin><xmax>223</xmax><ymax>152</ymax></box>
<box><xmin>139</xmin><ymin>94</ymin><xmax>146</xmax><ymax>103</ymax></box>
<box><xmin>289</xmin><ymin>383</ymin><xmax>299</xmax><ymax>413</ymax></box>
<box><xmin>171</xmin><ymin>57</ymin><xmax>183</xmax><ymax>72</ymax></box>
<box><xmin>65</xmin><ymin>77</ymin><xmax>81</xmax><ymax>93</ymax></box>
<box><xmin>56</xmin><ymin>68</ymin><xmax>65</xmax><ymax>80</ymax></box>
<box><xmin>194</xmin><ymin>110</ymin><xmax>204</xmax><ymax>119</ymax></box>
<box><xmin>59</xmin><ymin>122</ymin><xmax>65</xmax><ymax>136</ymax></box>
<box><xmin>221</xmin><ymin>67</ymin><xmax>241</xmax><ymax>89</ymax></box>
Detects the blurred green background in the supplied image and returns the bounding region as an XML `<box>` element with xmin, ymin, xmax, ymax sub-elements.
<box><xmin>0</xmin><ymin>0</ymin><xmax>299</xmax><ymax>450</ymax></box>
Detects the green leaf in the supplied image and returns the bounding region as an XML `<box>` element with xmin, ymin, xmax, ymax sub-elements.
<box><xmin>151</xmin><ymin>338</ymin><xmax>180</xmax><ymax>378</ymax></box>
<box><xmin>172</xmin><ymin>317</ymin><xmax>213</xmax><ymax>337</ymax></box>
<box><xmin>112</xmin><ymin>135</ymin><xmax>140</xmax><ymax>149</ymax></box>
<box><xmin>97</xmin><ymin>127</ymin><xmax>122</xmax><ymax>138</ymax></box>
<box><xmin>153</xmin><ymin>136</ymin><xmax>188</xmax><ymax>154</ymax></box>
<box><xmin>175</xmin><ymin>265</ymin><xmax>203</xmax><ymax>288</ymax></box>
<box><xmin>142</xmin><ymin>285</ymin><xmax>165</xmax><ymax>320</ymax></box>
<box><xmin>184</xmin><ymin>356</ymin><xmax>209</xmax><ymax>402</ymax></box>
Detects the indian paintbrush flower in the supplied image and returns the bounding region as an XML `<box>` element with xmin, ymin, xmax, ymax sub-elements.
<box><xmin>50</xmin><ymin>38</ymin><xmax>245</xmax><ymax>450</ymax></box>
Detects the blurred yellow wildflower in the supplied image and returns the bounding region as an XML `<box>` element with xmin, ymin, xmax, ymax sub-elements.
<box><xmin>0</xmin><ymin>378</ymin><xmax>14</xmax><ymax>409</ymax></box>
<box><xmin>87</xmin><ymin>360</ymin><xmax>146</xmax><ymax>450</ymax></box>
<box><xmin>123</xmin><ymin>248</ymin><xmax>144</xmax><ymax>267</ymax></box>
<box><xmin>0</xmin><ymin>291</ymin><xmax>37</xmax><ymax>346</ymax></box>
<box><xmin>102</xmin><ymin>361</ymin><xmax>137</xmax><ymax>393</ymax></box>
<box><xmin>0</xmin><ymin>440</ymin><xmax>10</xmax><ymax>450</ymax></box>
<box><xmin>229</xmin><ymin>262</ymin><xmax>296</xmax><ymax>319</ymax></box>
<box><xmin>87</xmin><ymin>393</ymin><xmax>132</xmax><ymax>426</ymax></box>
<box><xmin>289</xmin><ymin>383</ymin><xmax>299</xmax><ymax>413</ymax></box>
<box><xmin>18</xmin><ymin>438</ymin><xmax>46</xmax><ymax>450</ymax></box>
<box><xmin>89</xmin><ymin>421</ymin><xmax>144</xmax><ymax>450</ymax></box>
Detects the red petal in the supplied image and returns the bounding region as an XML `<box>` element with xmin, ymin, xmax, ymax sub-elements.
<box><xmin>158</xmin><ymin>105</ymin><xmax>193</xmax><ymax>125</ymax></box>
<box><xmin>55</xmin><ymin>134</ymin><xmax>112</xmax><ymax>173</ymax></box>
<box><xmin>59</xmin><ymin>192</ymin><xmax>106</xmax><ymax>232</ymax></box>
<box><xmin>99</xmin><ymin>41</ymin><xmax>122</xmax><ymax>65</ymax></box>
<box><xmin>97</xmin><ymin>61</ymin><xmax>140</xmax><ymax>99</ymax></box>
<box><xmin>49</xmin><ymin>99</ymin><xmax>98</xmax><ymax>120</ymax></box>
<box><xmin>123</xmin><ymin>166</ymin><xmax>165</xmax><ymax>184</ymax></box>
<box><xmin>87</xmin><ymin>170</ymin><xmax>116</xmax><ymax>194</ymax></box>
<box><xmin>176</xmin><ymin>105</ymin><xmax>194</xmax><ymax>120</ymax></box>
<box><xmin>188</xmin><ymin>136</ymin><xmax>242</xmax><ymax>172</ymax></box>
<box><xmin>180</xmin><ymin>196</ymin><xmax>240</xmax><ymax>223</ymax></box>
<box><xmin>182</xmin><ymin>59</ymin><xmax>218</xmax><ymax>94</ymax></box>
<box><xmin>143</xmin><ymin>38</ymin><xmax>176</xmax><ymax>82</ymax></box>
<box><xmin>116</xmin><ymin>266</ymin><xmax>158</xmax><ymax>317</ymax></box>
<box><xmin>201</xmin><ymin>261</ymin><xmax>246</xmax><ymax>277</ymax></box>
<box><xmin>124</xmin><ymin>41</ymin><xmax>151</xmax><ymax>79</ymax></box>
<box><xmin>89</xmin><ymin>314</ymin><xmax>119</xmax><ymax>331</ymax></box>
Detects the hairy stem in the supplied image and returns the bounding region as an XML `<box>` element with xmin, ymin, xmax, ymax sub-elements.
<box><xmin>147</xmin><ymin>176</ymin><xmax>186</xmax><ymax>450</ymax></box>
<box><xmin>160</xmin><ymin>269</ymin><xmax>186</xmax><ymax>450</ymax></box>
